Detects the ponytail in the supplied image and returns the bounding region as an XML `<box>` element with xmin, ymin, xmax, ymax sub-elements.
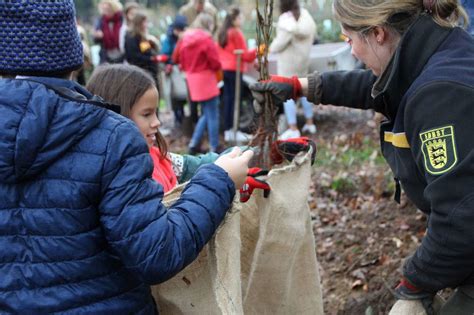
<box><xmin>426</xmin><ymin>0</ymin><xmax>469</xmax><ymax>28</ymax></box>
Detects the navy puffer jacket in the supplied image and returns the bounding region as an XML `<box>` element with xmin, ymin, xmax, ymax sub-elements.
<box><xmin>0</xmin><ymin>77</ymin><xmax>235</xmax><ymax>313</ymax></box>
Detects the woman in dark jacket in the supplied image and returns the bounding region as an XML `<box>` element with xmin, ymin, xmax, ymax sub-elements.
<box><xmin>125</xmin><ymin>11</ymin><xmax>160</xmax><ymax>86</ymax></box>
<box><xmin>251</xmin><ymin>0</ymin><xmax>474</xmax><ymax>313</ymax></box>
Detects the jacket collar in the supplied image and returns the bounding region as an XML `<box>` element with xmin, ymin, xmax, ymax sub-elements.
<box><xmin>16</xmin><ymin>76</ymin><xmax>121</xmax><ymax>114</ymax></box>
<box><xmin>372</xmin><ymin>14</ymin><xmax>452</xmax><ymax>119</ymax></box>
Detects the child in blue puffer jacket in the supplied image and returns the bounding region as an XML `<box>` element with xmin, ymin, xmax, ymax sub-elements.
<box><xmin>87</xmin><ymin>64</ymin><xmax>221</xmax><ymax>192</ymax></box>
<box><xmin>0</xmin><ymin>1</ymin><xmax>253</xmax><ymax>313</ymax></box>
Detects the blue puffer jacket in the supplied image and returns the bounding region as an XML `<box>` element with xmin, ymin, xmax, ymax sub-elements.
<box><xmin>0</xmin><ymin>77</ymin><xmax>235</xmax><ymax>313</ymax></box>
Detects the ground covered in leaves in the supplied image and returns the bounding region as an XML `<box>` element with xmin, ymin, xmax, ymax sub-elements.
<box><xmin>164</xmin><ymin>106</ymin><xmax>429</xmax><ymax>315</ymax></box>
<box><xmin>309</xmin><ymin>106</ymin><xmax>429</xmax><ymax>314</ymax></box>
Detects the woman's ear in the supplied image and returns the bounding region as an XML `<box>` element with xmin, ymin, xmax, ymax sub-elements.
<box><xmin>372</xmin><ymin>26</ymin><xmax>386</xmax><ymax>44</ymax></box>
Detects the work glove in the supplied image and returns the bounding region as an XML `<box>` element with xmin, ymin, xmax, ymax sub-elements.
<box><xmin>151</xmin><ymin>54</ymin><xmax>169</xmax><ymax>63</ymax></box>
<box><xmin>239</xmin><ymin>167</ymin><xmax>271</xmax><ymax>202</ymax></box>
<box><xmin>392</xmin><ymin>277</ymin><xmax>435</xmax><ymax>315</ymax></box>
<box><xmin>270</xmin><ymin>137</ymin><xmax>316</xmax><ymax>165</ymax></box>
<box><xmin>249</xmin><ymin>75</ymin><xmax>302</xmax><ymax>114</ymax></box>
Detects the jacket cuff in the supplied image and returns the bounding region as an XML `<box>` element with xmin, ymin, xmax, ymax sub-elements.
<box><xmin>403</xmin><ymin>255</ymin><xmax>439</xmax><ymax>293</ymax></box>
<box><xmin>307</xmin><ymin>71</ymin><xmax>322</xmax><ymax>104</ymax></box>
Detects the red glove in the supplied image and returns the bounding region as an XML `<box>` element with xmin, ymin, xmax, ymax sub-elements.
<box><xmin>271</xmin><ymin>137</ymin><xmax>316</xmax><ymax>165</ymax></box>
<box><xmin>239</xmin><ymin>168</ymin><xmax>271</xmax><ymax>203</ymax></box>
<box><xmin>268</xmin><ymin>75</ymin><xmax>303</xmax><ymax>100</ymax></box>
<box><xmin>151</xmin><ymin>54</ymin><xmax>169</xmax><ymax>63</ymax></box>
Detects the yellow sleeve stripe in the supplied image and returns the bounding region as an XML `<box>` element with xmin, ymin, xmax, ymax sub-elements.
<box><xmin>384</xmin><ymin>132</ymin><xmax>410</xmax><ymax>148</ymax></box>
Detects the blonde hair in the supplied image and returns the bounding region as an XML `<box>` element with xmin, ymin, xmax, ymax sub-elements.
<box><xmin>191</xmin><ymin>12</ymin><xmax>214</xmax><ymax>32</ymax></box>
<box><xmin>333</xmin><ymin>0</ymin><xmax>468</xmax><ymax>35</ymax></box>
<box><xmin>99</xmin><ymin>0</ymin><xmax>123</xmax><ymax>14</ymax></box>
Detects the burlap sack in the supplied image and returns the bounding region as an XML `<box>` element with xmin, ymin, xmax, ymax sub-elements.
<box><xmin>388</xmin><ymin>300</ymin><xmax>429</xmax><ymax>315</ymax></box>
<box><xmin>151</xmin><ymin>187</ymin><xmax>243</xmax><ymax>315</ymax></box>
<box><xmin>151</xmin><ymin>151</ymin><xmax>323</xmax><ymax>314</ymax></box>
<box><xmin>240</xmin><ymin>152</ymin><xmax>323</xmax><ymax>315</ymax></box>
<box><xmin>388</xmin><ymin>296</ymin><xmax>445</xmax><ymax>315</ymax></box>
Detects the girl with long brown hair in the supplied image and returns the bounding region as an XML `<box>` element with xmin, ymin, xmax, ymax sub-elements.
<box><xmin>87</xmin><ymin>64</ymin><xmax>221</xmax><ymax>192</ymax></box>
<box><xmin>124</xmin><ymin>11</ymin><xmax>161</xmax><ymax>86</ymax></box>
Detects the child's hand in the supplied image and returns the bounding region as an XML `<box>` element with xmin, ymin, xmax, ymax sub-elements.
<box><xmin>214</xmin><ymin>147</ymin><xmax>254</xmax><ymax>189</ymax></box>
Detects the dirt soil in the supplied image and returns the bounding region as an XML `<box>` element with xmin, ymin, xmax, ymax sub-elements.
<box><xmin>308</xmin><ymin>106</ymin><xmax>428</xmax><ymax>315</ymax></box>
<box><xmin>164</xmin><ymin>106</ymin><xmax>432</xmax><ymax>315</ymax></box>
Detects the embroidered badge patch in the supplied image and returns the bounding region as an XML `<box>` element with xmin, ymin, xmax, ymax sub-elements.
<box><xmin>419</xmin><ymin>126</ymin><xmax>457</xmax><ymax>175</ymax></box>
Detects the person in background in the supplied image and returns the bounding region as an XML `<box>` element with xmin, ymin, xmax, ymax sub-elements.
<box><xmin>93</xmin><ymin>0</ymin><xmax>124</xmax><ymax>64</ymax></box>
<box><xmin>178</xmin><ymin>0</ymin><xmax>218</xmax><ymax>124</ymax></box>
<box><xmin>162</xmin><ymin>15</ymin><xmax>188</xmax><ymax>68</ymax></box>
<box><xmin>270</xmin><ymin>0</ymin><xmax>317</xmax><ymax>140</ymax></box>
<box><xmin>217</xmin><ymin>6</ymin><xmax>257</xmax><ymax>143</ymax></box>
<box><xmin>251</xmin><ymin>0</ymin><xmax>474</xmax><ymax>313</ymax></box>
<box><xmin>0</xmin><ymin>0</ymin><xmax>254</xmax><ymax>313</ymax></box>
<box><xmin>173</xmin><ymin>13</ymin><xmax>222</xmax><ymax>154</ymax></box>
<box><xmin>178</xmin><ymin>0</ymin><xmax>218</xmax><ymax>34</ymax></box>
<box><xmin>87</xmin><ymin>64</ymin><xmax>221</xmax><ymax>192</ymax></box>
<box><xmin>125</xmin><ymin>11</ymin><xmax>161</xmax><ymax>87</ymax></box>
<box><xmin>73</xmin><ymin>19</ymin><xmax>92</xmax><ymax>85</ymax></box>
<box><xmin>162</xmin><ymin>14</ymin><xmax>188</xmax><ymax>127</ymax></box>
<box><xmin>119</xmin><ymin>1</ymin><xmax>140</xmax><ymax>54</ymax></box>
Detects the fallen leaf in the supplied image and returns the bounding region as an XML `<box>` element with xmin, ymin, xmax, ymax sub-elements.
<box><xmin>392</xmin><ymin>237</ymin><xmax>403</xmax><ymax>248</ymax></box>
<box><xmin>378</xmin><ymin>254</ymin><xmax>390</xmax><ymax>266</ymax></box>
<box><xmin>399</xmin><ymin>222</ymin><xmax>410</xmax><ymax>230</ymax></box>
<box><xmin>351</xmin><ymin>279</ymin><xmax>364</xmax><ymax>289</ymax></box>
<box><xmin>363</xmin><ymin>283</ymin><xmax>369</xmax><ymax>292</ymax></box>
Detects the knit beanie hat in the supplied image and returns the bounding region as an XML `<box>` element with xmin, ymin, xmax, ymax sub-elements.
<box><xmin>0</xmin><ymin>0</ymin><xmax>83</xmax><ymax>76</ymax></box>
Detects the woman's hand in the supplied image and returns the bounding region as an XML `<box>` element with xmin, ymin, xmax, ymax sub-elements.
<box><xmin>249</xmin><ymin>75</ymin><xmax>303</xmax><ymax>114</ymax></box>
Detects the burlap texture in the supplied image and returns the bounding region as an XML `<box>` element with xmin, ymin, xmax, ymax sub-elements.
<box><xmin>151</xmin><ymin>151</ymin><xmax>323</xmax><ymax>314</ymax></box>
<box><xmin>389</xmin><ymin>300</ymin><xmax>429</xmax><ymax>315</ymax></box>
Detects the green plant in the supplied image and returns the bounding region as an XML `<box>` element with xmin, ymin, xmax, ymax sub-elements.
<box><xmin>315</xmin><ymin>139</ymin><xmax>385</xmax><ymax>170</ymax></box>
<box><xmin>316</xmin><ymin>19</ymin><xmax>343</xmax><ymax>43</ymax></box>
<box><xmin>331</xmin><ymin>176</ymin><xmax>356</xmax><ymax>194</ymax></box>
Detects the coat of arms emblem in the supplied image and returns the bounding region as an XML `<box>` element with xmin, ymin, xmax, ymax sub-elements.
<box><xmin>420</xmin><ymin>126</ymin><xmax>457</xmax><ymax>175</ymax></box>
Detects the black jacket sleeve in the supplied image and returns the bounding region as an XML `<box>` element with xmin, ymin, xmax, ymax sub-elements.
<box><xmin>313</xmin><ymin>70</ymin><xmax>384</xmax><ymax>113</ymax></box>
<box><xmin>403</xmin><ymin>81</ymin><xmax>474</xmax><ymax>292</ymax></box>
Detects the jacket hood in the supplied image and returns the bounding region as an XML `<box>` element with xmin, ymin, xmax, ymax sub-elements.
<box><xmin>0</xmin><ymin>78</ymin><xmax>110</xmax><ymax>183</ymax></box>
<box><xmin>181</xmin><ymin>29</ymin><xmax>212</xmax><ymax>49</ymax></box>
